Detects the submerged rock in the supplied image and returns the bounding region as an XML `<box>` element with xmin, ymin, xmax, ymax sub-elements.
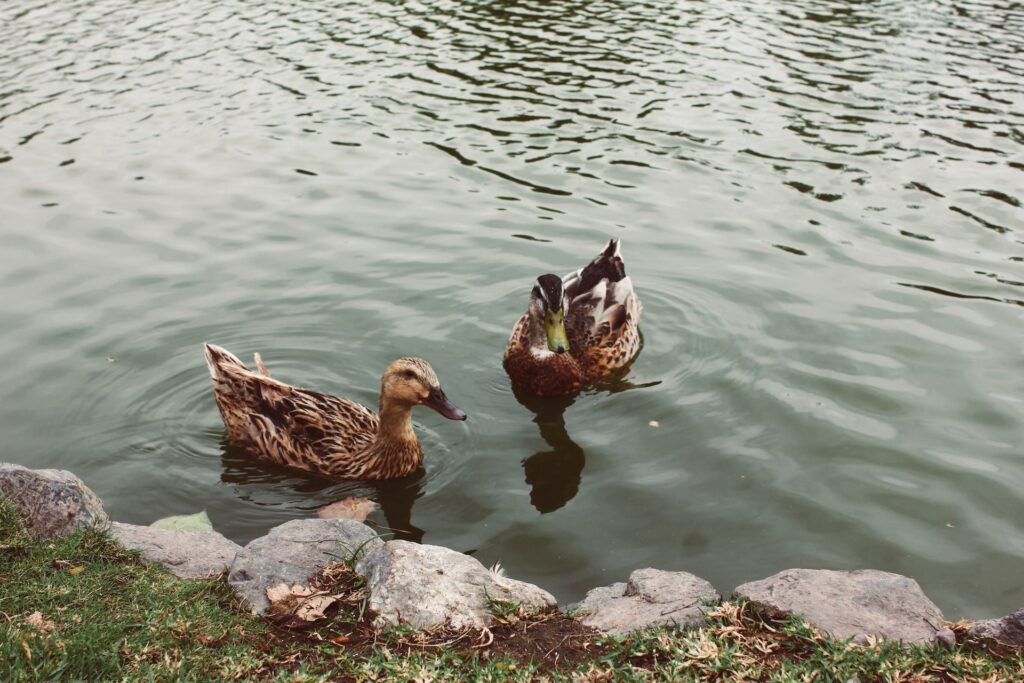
<box><xmin>150</xmin><ymin>510</ymin><xmax>214</xmax><ymax>533</ymax></box>
<box><xmin>967</xmin><ymin>607</ymin><xmax>1024</xmax><ymax>649</ymax></box>
<box><xmin>733</xmin><ymin>568</ymin><xmax>945</xmax><ymax>645</ymax></box>
<box><xmin>572</xmin><ymin>568</ymin><xmax>720</xmax><ymax>636</ymax></box>
<box><xmin>0</xmin><ymin>463</ymin><xmax>108</xmax><ymax>538</ymax></box>
<box><xmin>111</xmin><ymin>522</ymin><xmax>240</xmax><ymax>579</ymax></box>
<box><xmin>356</xmin><ymin>540</ymin><xmax>557</xmax><ymax>630</ymax></box>
<box><xmin>229</xmin><ymin>518</ymin><xmax>382</xmax><ymax>613</ymax></box>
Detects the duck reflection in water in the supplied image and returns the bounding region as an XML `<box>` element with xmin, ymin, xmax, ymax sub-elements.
<box><xmin>514</xmin><ymin>390</ymin><xmax>585</xmax><ymax>514</ymax></box>
<box><xmin>515</xmin><ymin>375</ymin><xmax>661</xmax><ymax>514</ymax></box>
<box><xmin>219</xmin><ymin>439</ymin><xmax>426</xmax><ymax>542</ymax></box>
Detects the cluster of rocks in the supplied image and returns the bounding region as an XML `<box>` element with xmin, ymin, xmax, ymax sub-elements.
<box><xmin>2</xmin><ymin>462</ymin><xmax>1022</xmax><ymax>650</ymax></box>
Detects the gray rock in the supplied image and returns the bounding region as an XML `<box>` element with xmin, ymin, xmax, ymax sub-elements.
<box><xmin>356</xmin><ymin>540</ymin><xmax>557</xmax><ymax>630</ymax></box>
<box><xmin>229</xmin><ymin>518</ymin><xmax>382</xmax><ymax>613</ymax></box>
<box><xmin>0</xmin><ymin>463</ymin><xmax>108</xmax><ymax>538</ymax></box>
<box><xmin>111</xmin><ymin>522</ymin><xmax>241</xmax><ymax>579</ymax></box>
<box><xmin>733</xmin><ymin>568</ymin><xmax>944</xmax><ymax>645</ymax></box>
<box><xmin>573</xmin><ymin>568</ymin><xmax>720</xmax><ymax>636</ymax></box>
<box><xmin>967</xmin><ymin>608</ymin><xmax>1024</xmax><ymax>648</ymax></box>
<box><xmin>934</xmin><ymin>628</ymin><xmax>956</xmax><ymax>648</ymax></box>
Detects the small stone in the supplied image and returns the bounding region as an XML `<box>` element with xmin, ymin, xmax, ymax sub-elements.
<box><xmin>574</xmin><ymin>568</ymin><xmax>720</xmax><ymax>636</ymax></box>
<box><xmin>0</xmin><ymin>463</ymin><xmax>108</xmax><ymax>538</ymax></box>
<box><xmin>733</xmin><ymin>568</ymin><xmax>944</xmax><ymax>645</ymax></box>
<box><xmin>229</xmin><ymin>518</ymin><xmax>382</xmax><ymax>613</ymax></box>
<box><xmin>934</xmin><ymin>628</ymin><xmax>956</xmax><ymax>648</ymax></box>
<box><xmin>967</xmin><ymin>607</ymin><xmax>1024</xmax><ymax>648</ymax></box>
<box><xmin>111</xmin><ymin>522</ymin><xmax>240</xmax><ymax>579</ymax></box>
<box><xmin>356</xmin><ymin>540</ymin><xmax>556</xmax><ymax>630</ymax></box>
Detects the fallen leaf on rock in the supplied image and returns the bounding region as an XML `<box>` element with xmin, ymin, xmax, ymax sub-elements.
<box><xmin>266</xmin><ymin>582</ymin><xmax>313</xmax><ymax>604</ymax></box>
<box><xmin>26</xmin><ymin>612</ymin><xmax>55</xmax><ymax>633</ymax></box>
<box><xmin>317</xmin><ymin>496</ymin><xmax>378</xmax><ymax>522</ymax></box>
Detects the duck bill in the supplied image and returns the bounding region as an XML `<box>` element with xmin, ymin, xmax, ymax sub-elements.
<box><xmin>544</xmin><ymin>309</ymin><xmax>569</xmax><ymax>354</ymax></box>
<box><xmin>424</xmin><ymin>387</ymin><xmax>467</xmax><ymax>421</ymax></box>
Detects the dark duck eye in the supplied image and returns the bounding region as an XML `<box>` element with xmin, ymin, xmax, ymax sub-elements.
<box><xmin>402</xmin><ymin>369</ymin><xmax>417</xmax><ymax>380</ymax></box>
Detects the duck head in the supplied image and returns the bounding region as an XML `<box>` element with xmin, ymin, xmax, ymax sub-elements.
<box><xmin>381</xmin><ymin>357</ymin><xmax>467</xmax><ymax>420</ymax></box>
<box><xmin>528</xmin><ymin>274</ymin><xmax>570</xmax><ymax>354</ymax></box>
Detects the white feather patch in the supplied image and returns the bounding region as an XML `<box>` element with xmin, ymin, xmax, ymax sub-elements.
<box><xmin>530</xmin><ymin>346</ymin><xmax>556</xmax><ymax>359</ymax></box>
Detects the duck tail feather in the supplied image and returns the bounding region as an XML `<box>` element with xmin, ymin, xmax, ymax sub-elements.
<box><xmin>254</xmin><ymin>352</ymin><xmax>270</xmax><ymax>377</ymax></box>
<box><xmin>602</xmin><ymin>238</ymin><xmax>621</xmax><ymax>259</ymax></box>
<box><xmin>203</xmin><ymin>343</ymin><xmax>248</xmax><ymax>379</ymax></box>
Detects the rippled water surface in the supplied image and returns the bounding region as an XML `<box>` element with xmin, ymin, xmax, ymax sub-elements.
<box><xmin>2</xmin><ymin>0</ymin><xmax>1023</xmax><ymax>617</ymax></box>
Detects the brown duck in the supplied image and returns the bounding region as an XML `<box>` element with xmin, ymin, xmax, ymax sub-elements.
<box><xmin>504</xmin><ymin>239</ymin><xmax>642</xmax><ymax>396</ymax></box>
<box><xmin>204</xmin><ymin>344</ymin><xmax>466</xmax><ymax>479</ymax></box>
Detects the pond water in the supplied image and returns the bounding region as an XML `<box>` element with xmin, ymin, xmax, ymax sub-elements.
<box><xmin>2</xmin><ymin>0</ymin><xmax>1022</xmax><ymax>618</ymax></box>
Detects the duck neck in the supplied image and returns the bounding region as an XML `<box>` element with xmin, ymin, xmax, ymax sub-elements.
<box><xmin>528</xmin><ymin>314</ymin><xmax>551</xmax><ymax>354</ymax></box>
<box><xmin>377</xmin><ymin>396</ymin><xmax>418</xmax><ymax>443</ymax></box>
<box><xmin>364</xmin><ymin>396</ymin><xmax>422</xmax><ymax>477</ymax></box>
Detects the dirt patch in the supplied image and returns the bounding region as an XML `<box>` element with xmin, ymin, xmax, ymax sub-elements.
<box><xmin>267</xmin><ymin>562</ymin><xmax>610</xmax><ymax>674</ymax></box>
<box><xmin>478</xmin><ymin>609</ymin><xmax>610</xmax><ymax>673</ymax></box>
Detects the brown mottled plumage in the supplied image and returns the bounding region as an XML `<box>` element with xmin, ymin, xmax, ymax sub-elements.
<box><xmin>204</xmin><ymin>344</ymin><xmax>466</xmax><ymax>479</ymax></box>
<box><xmin>504</xmin><ymin>239</ymin><xmax>642</xmax><ymax>396</ymax></box>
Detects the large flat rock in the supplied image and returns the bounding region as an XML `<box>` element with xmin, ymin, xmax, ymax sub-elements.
<box><xmin>356</xmin><ymin>540</ymin><xmax>557</xmax><ymax>630</ymax></box>
<box><xmin>229</xmin><ymin>518</ymin><xmax>382</xmax><ymax>613</ymax></box>
<box><xmin>967</xmin><ymin>608</ymin><xmax>1024</xmax><ymax>649</ymax></box>
<box><xmin>573</xmin><ymin>568</ymin><xmax>720</xmax><ymax>635</ymax></box>
<box><xmin>111</xmin><ymin>522</ymin><xmax>241</xmax><ymax>579</ymax></box>
<box><xmin>0</xmin><ymin>463</ymin><xmax>108</xmax><ymax>538</ymax></box>
<box><xmin>733</xmin><ymin>568</ymin><xmax>945</xmax><ymax>645</ymax></box>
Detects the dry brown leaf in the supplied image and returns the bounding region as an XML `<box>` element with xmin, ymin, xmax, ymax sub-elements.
<box><xmin>266</xmin><ymin>583</ymin><xmax>338</xmax><ymax>622</ymax></box>
<box><xmin>295</xmin><ymin>594</ymin><xmax>338</xmax><ymax>622</ymax></box>
<box><xmin>317</xmin><ymin>496</ymin><xmax>378</xmax><ymax>522</ymax></box>
<box><xmin>26</xmin><ymin>612</ymin><xmax>55</xmax><ymax>633</ymax></box>
<box><xmin>266</xmin><ymin>583</ymin><xmax>290</xmax><ymax>604</ymax></box>
<box><xmin>266</xmin><ymin>582</ymin><xmax>313</xmax><ymax>604</ymax></box>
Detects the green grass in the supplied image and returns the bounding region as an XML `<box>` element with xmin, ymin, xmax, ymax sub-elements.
<box><xmin>1</xmin><ymin>501</ymin><xmax>1021</xmax><ymax>682</ymax></box>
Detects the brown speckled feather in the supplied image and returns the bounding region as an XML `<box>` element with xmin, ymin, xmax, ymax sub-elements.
<box><xmin>204</xmin><ymin>345</ymin><xmax>435</xmax><ymax>479</ymax></box>
<box><xmin>504</xmin><ymin>314</ymin><xmax>585</xmax><ymax>396</ymax></box>
<box><xmin>504</xmin><ymin>239</ymin><xmax>641</xmax><ymax>396</ymax></box>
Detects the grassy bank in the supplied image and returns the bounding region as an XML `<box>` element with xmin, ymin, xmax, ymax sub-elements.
<box><xmin>1</xmin><ymin>503</ymin><xmax>1020</xmax><ymax>682</ymax></box>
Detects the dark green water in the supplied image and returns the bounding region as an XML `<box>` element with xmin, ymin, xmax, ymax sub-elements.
<box><xmin>2</xmin><ymin>0</ymin><xmax>1022</xmax><ymax>618</ymax></box>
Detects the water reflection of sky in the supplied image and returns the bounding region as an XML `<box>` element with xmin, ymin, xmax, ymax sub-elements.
<box><xmin>0</xmin><ymin>0</ymin><xmax>1021</xmax><ymax>618</ymax></box>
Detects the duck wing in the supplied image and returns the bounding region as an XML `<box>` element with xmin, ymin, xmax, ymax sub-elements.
<box><xmin>563</xmin><ymin>238</ymin><xmax>626</xmax><ymax>301</ymax></box>
<box><xmin>562</xmin><ymin>240</ymin><xmax>641</xmax><ymax>368</ymax></box>
<box><xmin>204</xmin><ymin>344</ymin><xmax>378</xmax><ymax>473</ymax></box>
